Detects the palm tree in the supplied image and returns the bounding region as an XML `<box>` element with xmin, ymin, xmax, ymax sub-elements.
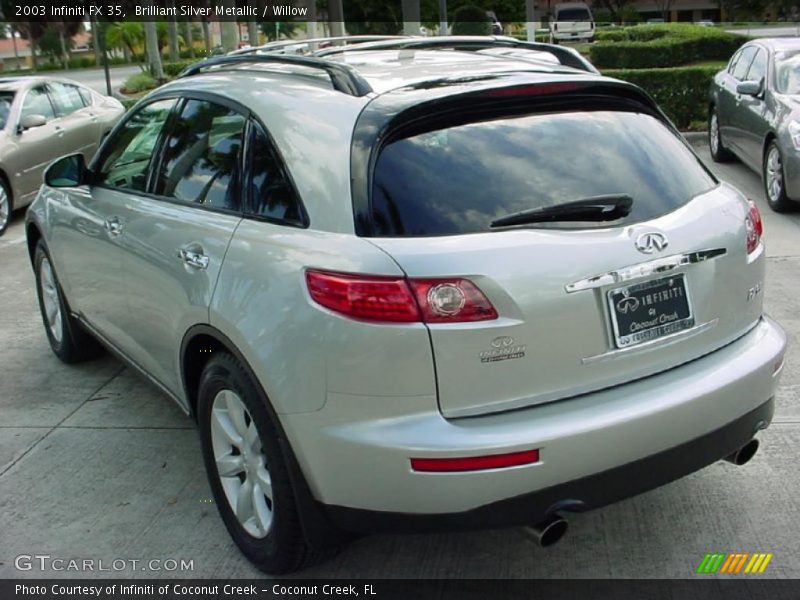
<box><xmin>144</xmin><ymin>21</ymin><xmax>164</xmax><ymax>80</ymax></box>
<box><xmin>105</xmin><ymin>21</ymin><xmax>144</xmax><ymax>65</ymax></box>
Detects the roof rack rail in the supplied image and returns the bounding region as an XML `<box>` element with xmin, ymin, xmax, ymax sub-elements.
<box><xmin>230</xmin><ymin>35</ymin><xmax>409</xmax><ymax>55</ymax></box>
<box><xmin>315</xmin><ymin>36</ymin><xmax>599</xmax><ymax>74</ymax></box>
<box><xmin>177</xmin><ymin>54</ymin><xmax>374</xmax><ymax>97</ymax></box>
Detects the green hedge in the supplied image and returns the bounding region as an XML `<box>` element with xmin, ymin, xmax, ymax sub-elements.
<box><xmin>163</xmin><ymin>60</ymin><xmax>197</xmax><ymax>78</ymax></box>
<box><xmin>590</xmin><ymin>24</ymin><xmax>747</xmax><ymax>69</ymax></box>
<box><xmin>603</xmin><ymin>65</ymin><xmax>719</xmax><ymax>129</ymax></box>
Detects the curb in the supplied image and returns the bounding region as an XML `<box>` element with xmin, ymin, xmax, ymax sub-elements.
<box><xmin>681</xmin><ymin>131</ymin><xmax>708</xmax><ymax>142</ymax></box>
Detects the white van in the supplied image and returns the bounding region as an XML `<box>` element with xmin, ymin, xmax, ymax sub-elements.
<box><xmin>550</xmin><ymin>2</ymin><xmax>595</xmax><ymax>43</ymax></box>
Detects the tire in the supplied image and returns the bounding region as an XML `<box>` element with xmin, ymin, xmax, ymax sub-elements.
<box><xmin>34</xmin><ymin>241</ymin><xmax>103</xmax><ymax>363</ymax></box>
<box><xmin>763</xmin><ymin>141</ymin><xmax>794</xmax><ymax>213</ymax></box>
<box><xmin>197</xmin><ymin>353</ymin><xmax>331</xmax><ymax>574</ymax></box>
<box><xmin>0</xmin><ymin>177</ymin><xmax>12</xmax><ymax>237</ymax></box>
<box><xmin>708</xmin><ymin>107</ymin><xmax>733</xmax><ymax>163</ymax></box>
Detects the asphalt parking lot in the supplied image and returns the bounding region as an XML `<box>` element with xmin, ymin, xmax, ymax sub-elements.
<box><xmin>1</xmin><ymin>135</ymin><xmax>799</xmax><ymax>580</ymax></box>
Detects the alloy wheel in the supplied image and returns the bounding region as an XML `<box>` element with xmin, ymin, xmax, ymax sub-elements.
<box><xmin>0</xmin><ymin>185</ymin><xmax>9</xmax><ymax>231</ymax></box>
<box><xmin>709</xmin><ymin>113</ymin><xmax>720</xmax><ymax>156</ymax></box>
<box><xmin>39</xmin><ymin>257</ymin><xmax>63</xmax><ymax>343</ymax></box>
<box><xmin>766</xmin><ymin>146</ymin><xmax>783</xmax><ymax>203</ymax></box>
<box><xmin>210</xmin><ymin>389</ymin><xmax>274</xmax><ymax>539</ymax></box>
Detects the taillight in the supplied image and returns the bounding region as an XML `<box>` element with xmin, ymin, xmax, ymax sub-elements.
<box><xmin>745</xmin><ymin>200</ymin><xmax>763</xmax><ymax>255</ymax></box>
<box><xmin>305</xmin><ymin>270</ymin><xmax>498</xmax><ymax>324</ymax></box>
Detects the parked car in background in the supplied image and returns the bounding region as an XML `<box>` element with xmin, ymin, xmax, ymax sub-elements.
<box><xmin>709</xmin><ymin>38</ymin><xmax>800</xmax><ymax>212</ymax></box>
<box><xmin>550</xmin><ymin>3</ymin><xmax>595</xmax><ymax>43</ymax></box>
<box><xmin>27</xmin><ymin>36</ymin><xmax>785</xmax><ymax>574</ymax></box>
<box><xmin>0</xmin><ymin>76</ymin><xmax>124</xmax><ymax>235</ymax></box>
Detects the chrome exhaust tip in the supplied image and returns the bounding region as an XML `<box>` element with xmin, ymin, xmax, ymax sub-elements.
<box><xmin>724</xmin><ymin>439</ymin><xmax>760</xmax><ymax>466</ymax></box>
<box><xmin>523</xmin><ymin>514</ymin><xmax>569</xmax><ymax>548</ymax></box>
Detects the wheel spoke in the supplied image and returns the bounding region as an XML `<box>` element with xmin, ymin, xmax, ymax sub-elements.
<box><xmin>254</xmin><ymin>465</ymin><xmax>273</xmax><ymax>502</ymax></box>
<box><xmin>252</xmin><ymin>483</ymin><xmax>272</xmax><ymax>534</ymax></box>
<box><xmin>216</xmin><ymin>453</ymin><xmax>244</xmax><ymax>477</ymax></box>
<box><xmin>235</xmin><ymin>478</ymin><xmax>254</xmax><ymax>523</ymax></box>
<box><xmin>211</xmin><ymin>408</ymin><xmax>243</xmax><ymax>448</ymax></box>
<box><xmin>244</xmin><ymin>421</ymin><xmax>260</xmax><ymax>452</ymax></box>
<box><xmin>225</xmin><ymin>392</ymin><xmax>249</xmax><ymax>437</ymax></box>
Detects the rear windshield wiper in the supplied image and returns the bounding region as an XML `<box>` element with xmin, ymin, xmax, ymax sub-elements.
<box><xmin>490</xmin><ymin>194</ymin><xmax>633</xmax><ymax>228</ymax></box>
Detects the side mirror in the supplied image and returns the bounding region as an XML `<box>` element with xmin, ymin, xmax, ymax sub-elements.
<box><xmin>19</xmin><ymin>113</ymin><xmax>47</xmax><ymax>131</ymax></box>
<box><xmin>45</xmin><ymin>154</ymin><xmax>87</xmax><ymax>188</ymax></box>
<box><xmin>736</xmin><ymin>79</ymin><xmax>763</xmax><ymax>97</ymax></box>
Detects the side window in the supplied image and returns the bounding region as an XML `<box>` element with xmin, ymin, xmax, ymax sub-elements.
<box><xmin>248</xmin><ymin>122</ymin><xmax>304</xmax><ymax>225</ymax></box>
<box><xmin>77</xmin><ymin>86</ymin><xmax>93</xmax><ymax>106</ymax></box>
<box><xmin>746</xmin><ymin>48</ymin><xmax>767</xmax><ymax>83</ymax></box>
<box><xmin>727</xmin><ymin>50</ymin><xmax>741</xmax><ymax>74</ymax></box>
<box><xmin>49</xmin><ymin>82</ymin><xmax>86</xmax><ymax>116</ymax></box>
<box><xmin>96</xmin><ymin>98</ymin><xmax>177</xmax><ymax>192</ymax></box>
<box><xmin>21</xmin><ymin>86</ymin><xmax>56</xmax><ymax>121</ymax></box>
<box><xmin>732</xmin><ymin>46</ymin><xmax>757</xmax><ymax>80</ymax></box>
<box><xmin>153</xmin><ymin>99</ymin><xmax>246</xmax><ymax>211</ymax></box>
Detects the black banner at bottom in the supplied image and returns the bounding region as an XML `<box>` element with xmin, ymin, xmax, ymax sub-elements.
<box><xmin>2</xmin><ymin>579</ymin><xmax>800</xmax><ymax>600</ymax></box>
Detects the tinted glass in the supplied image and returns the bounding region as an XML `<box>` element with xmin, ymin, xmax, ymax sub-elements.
<box><xmin>0</xmin><ymin>91</ymin><xmax>14</xmax><ymax>129</ymax></box>
<box><xmin>97</xmin><ymin>98</ymin><xmax>177</xmax><ymax>192</ymax></box>
<box><xmin>746</xmin><ymin>48</ymin><xmax>767</xmax><ymax>83</ymax></box>
<box><xmin>732</xmin><ymin>46</ymin><xmax>757</xmax><ymax>80</ymax></box>
<box><xmin>21</xmin><ymin>86</ymin><xmax>56</xmax><ymax>121</ymax></box>
<box><xmin>154</xmin><ymin>99</ymin><xmax>245</xmax><ymax>211</ymax></box>
<box><xmin>248</xmin><ymin>123</ymin><xmax>303</xmax><ymax>224</ymax></box>
<box><xmin>557</xmin><ymin>8</ymin><xmax>591</xmax><ymax>20</ymax></box>
<box><xmin>78</xmin><ymin>87</ymin><xmax>93</xmax><ymax>106</ymax></box>
<box><xmin>49</xmin><ymin>82</ymin><xmax>86</xmax><ymax>115</ymax></box>
<box><xmin>775</xmin><ymin>50</ymin><xmax>800</xmax><ymax>94</ymax></box>
<box><xmin>371</xmin><ymin>110</ymin><xmax>716</xmax><ymax>237</ymax></box>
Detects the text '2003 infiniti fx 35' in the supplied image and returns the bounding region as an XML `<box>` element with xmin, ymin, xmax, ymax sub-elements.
<box><xmin>26</xmin><ymin>37</ymin><xmax>786</xmax><ymax>574</ymax></box>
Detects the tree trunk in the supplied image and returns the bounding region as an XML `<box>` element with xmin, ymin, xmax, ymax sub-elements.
<box><xmin>401</xmin><ymin>0</ymin><xmax>421</xmax><ymax>36</ymax></box>
<box><xmin>219</xmin><ymin>1</ymin><xmax>239</xmax><ymax>52</ymax></box>
<box><xmin>247</xmin><ymin>21</ymin><xmax>259</xmax><ymax>47</ymax></box>
<box><xmin>328</xmin><ymin>0</ymin><xmax>345</xmax><ymax>38</ymax></box>
<box><xmin>144</xmin><ymin>21</ymin><xmax>164</xmax><ymax>79</ymax></box>
<box><xmin>58</xmin><ymin>27</ymin><xmax>69</xmax><ymax>69</ymax></box>
<box><xmin>202</xmin><ymin>20</ymin><xmax>212</xmax><ymax>53</ymax></box>
<box><xmin>11</xmin><ymin>27</ymin><xmax>20</xmax><ymax>70</ymax></box>
<box><xmin>184</xmin><ymin>21</ymin><xmax>195</xmax><ymax>58</ymax></box>
<box><xmin>30</xmin><ymin>37</ymin><xmax>38</xmax><ymax>71</ymax></box>
<box><xmin>168</xmin><ymin>2</ymin><xmax>180</xmax><ymax>61</ymax></box>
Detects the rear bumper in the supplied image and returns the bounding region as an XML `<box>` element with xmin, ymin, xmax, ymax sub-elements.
<box><xmin>282</xmin><ymin>316</ymin><xmax>785</xmax><ymax>528</ymax></box>
<box><xmin>324</xmin><ymin>397</ymin><xmax>774</xmax><ymax>533</ymax></box>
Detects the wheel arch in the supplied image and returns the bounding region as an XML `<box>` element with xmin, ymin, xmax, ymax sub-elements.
<box><xmin>26</xmin><ymin>221</ymin><xmax>42</xmax><ymax>265</ymax></box>
<box><xmin>763</xmin><ymin>131</ymin><xmax>778</xmax><ymax>161</ymax></box>
<box><xmin>180</xmin><ymin>323</ymin><xmax>346</xmax><ymax>546</ymax></box>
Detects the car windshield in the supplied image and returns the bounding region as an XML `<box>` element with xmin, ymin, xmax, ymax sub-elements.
<box><xmin>370</xmin><ymin>109</ymin><xmax>716</xmax><ymax>237</ymax></box>
<box><xmin>557</xmin><ymin>9</ymin><xmax>591</xmax><ymax>20</ymax></box>
<box><xmin>775</xmin><ymin>50</ymin><xmax>800</xmax><ymax>94</ymax></box>
<box><xmin>0</xmin><ymin>91</ymin><xmax>15</xmax><ymax>129</ymax></box>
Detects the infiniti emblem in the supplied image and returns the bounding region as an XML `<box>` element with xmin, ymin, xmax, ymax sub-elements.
<box><xmin>635</xmin><ymin>232</ymin><xmax>668</xmax><ymax>254</ymax></box>
<box><xmin>616</xmin><ymin>296</ymin><xmax>640</xmax><ymax>314</ymax></box>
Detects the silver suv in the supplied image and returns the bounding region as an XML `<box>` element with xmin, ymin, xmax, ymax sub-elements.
<box><xmin>26</xmin><ymin>36</ymin><xmax>786</xmax><ymax>574</ymax></box>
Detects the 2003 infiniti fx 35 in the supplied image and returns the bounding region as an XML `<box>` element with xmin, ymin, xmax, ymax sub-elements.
<box><xmin>26</xmin><ymin>36</ymin><xmax>787</xmax><ymax>574</ymax></box>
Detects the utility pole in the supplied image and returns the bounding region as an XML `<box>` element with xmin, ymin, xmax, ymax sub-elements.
<box><xmin>526</xmin><ymin>0</ymin><xmax>536</xmax><ymax>41</ymax></box>
<box><xmin>438</xmin><ymin>0</ymin><xmax>447</xmax><ymax>35</ymax></box>
<box><xmin>402</xmin><ymin>0</ymin><xmax>421</xmax><ymax>36</ymax></box>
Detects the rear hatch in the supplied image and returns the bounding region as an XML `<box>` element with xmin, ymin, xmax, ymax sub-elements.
<box><xmin>554</xmin><ymin>7</ymin><xmax>594</xmax><ymax>35</ymax></box>
<box><xmin>362</xmin><ymin>89</ymin><xmax>764</xmax><ymax>418</ymax></box>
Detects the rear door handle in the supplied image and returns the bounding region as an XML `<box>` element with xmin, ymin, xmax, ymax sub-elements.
<box><xmin>105</xmin><ymin>216</ymin><xmax>122</xmax><ymax>236</ymax></box>
<box><xmin>178</xmin><ymin>246</ymin><xmax>209</xmax><ymax>270</ymax></box>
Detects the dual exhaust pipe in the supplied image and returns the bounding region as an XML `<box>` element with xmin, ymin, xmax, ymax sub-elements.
<box><xmin>521</xmin><ymin>438</ymin><xmax>760</xmax><ymax>549</ymax></box>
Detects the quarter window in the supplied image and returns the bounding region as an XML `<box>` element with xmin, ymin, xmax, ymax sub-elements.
<box><xmin>248</xmin><ymin>122</ymin><xmax>304</xmax><ymax>225</ymax></box>
<box><xmin>21</xmin><ymin>86</ymin><xmax>56</xmax><ymax>121</ymax></box>
<box><xmin>746</xmin><ymin>49</ymin><xmax>767</xmax><ymax>83</ymax></box>
<box><xmin>49</xmin><ymin>82</ymin><xmax>86</xmax><ymax>116</ymax></box>
<box><xmin>732</xmin><ymin>46</ymin><xmax>757</xmax><ymax>80</ymax></box>
<box><xmin>153</xmin><ymin>99</ymin><xmax>246</xmax><ymax>211</ymax></box>
<box><xmin>96</xmin><ymin>98</ymin><xmax>177</xmax><ymax>192</ymax></box>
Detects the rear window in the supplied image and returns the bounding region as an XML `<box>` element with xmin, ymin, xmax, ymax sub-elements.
<box><xmin>557</xmin><ymin>9</ymin><xmax>592</xmax><ymax>20</ymax></box>
<box><xmin>370</xmin><ymin>109</ymin><xmax>715</xmax><ymax>237</ymax></box>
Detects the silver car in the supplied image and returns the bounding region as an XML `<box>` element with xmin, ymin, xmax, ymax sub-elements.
<box><xmin>0</xmin><ymin>76</ymin><xmax>124</xmax><ymax>235</ymax></box>
<box><xmin>709</xmin><ymin>38</ymin><xmax>800</xmax><ymax>212</ymax></box>
<box><xmin>26</xmin><ymin>37</ymin><xmax>786</xmax><ymax>574</ymax></box>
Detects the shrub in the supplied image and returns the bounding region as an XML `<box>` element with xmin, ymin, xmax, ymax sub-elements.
<box><xmin>452</xmin><ymin>5</ymin><xmax>492</xmax><ymax>35</ymax></box>
<box><xmin>163</xmin><ymin>60</ymin><xmax>197</xmax><ymax>78</ymax></box>
<box><xmin>590</xmin><ymin>24</ymin><xmax>747</xmax><ymax>69</ymax></box>
<box><xmin>602</xmin><ymin>65</ymin><xmax>720</xmax><ymax>129</ymax></box>
<box><xmin>121</xmin><ymin>72</ymin><xmax>157</xmax><ymax>94</ymax></box>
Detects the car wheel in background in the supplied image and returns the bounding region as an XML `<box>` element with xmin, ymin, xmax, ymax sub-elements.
<box><xmin>34</xmin><ymin>241</ymin><xmax>103</xmax><ymax>363</ymax></box>
<box><xmin>764</xmin><ymin>141</ymin><xmax>793</xmax><ymax>213</ymax></box>
<box><xmin>708</xmin><ymin>108</ymin><xmax>733</xmax><ymax>163</ymax></box>
<box><xmin>0</xmin><ymin>178</ymin><xmax>12</xmax><ymax>237</ymax></box>
<box><xmin>197</xmin><ymin>352</ymin><xmax>331</xmax><ymax>574</ymax></box>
